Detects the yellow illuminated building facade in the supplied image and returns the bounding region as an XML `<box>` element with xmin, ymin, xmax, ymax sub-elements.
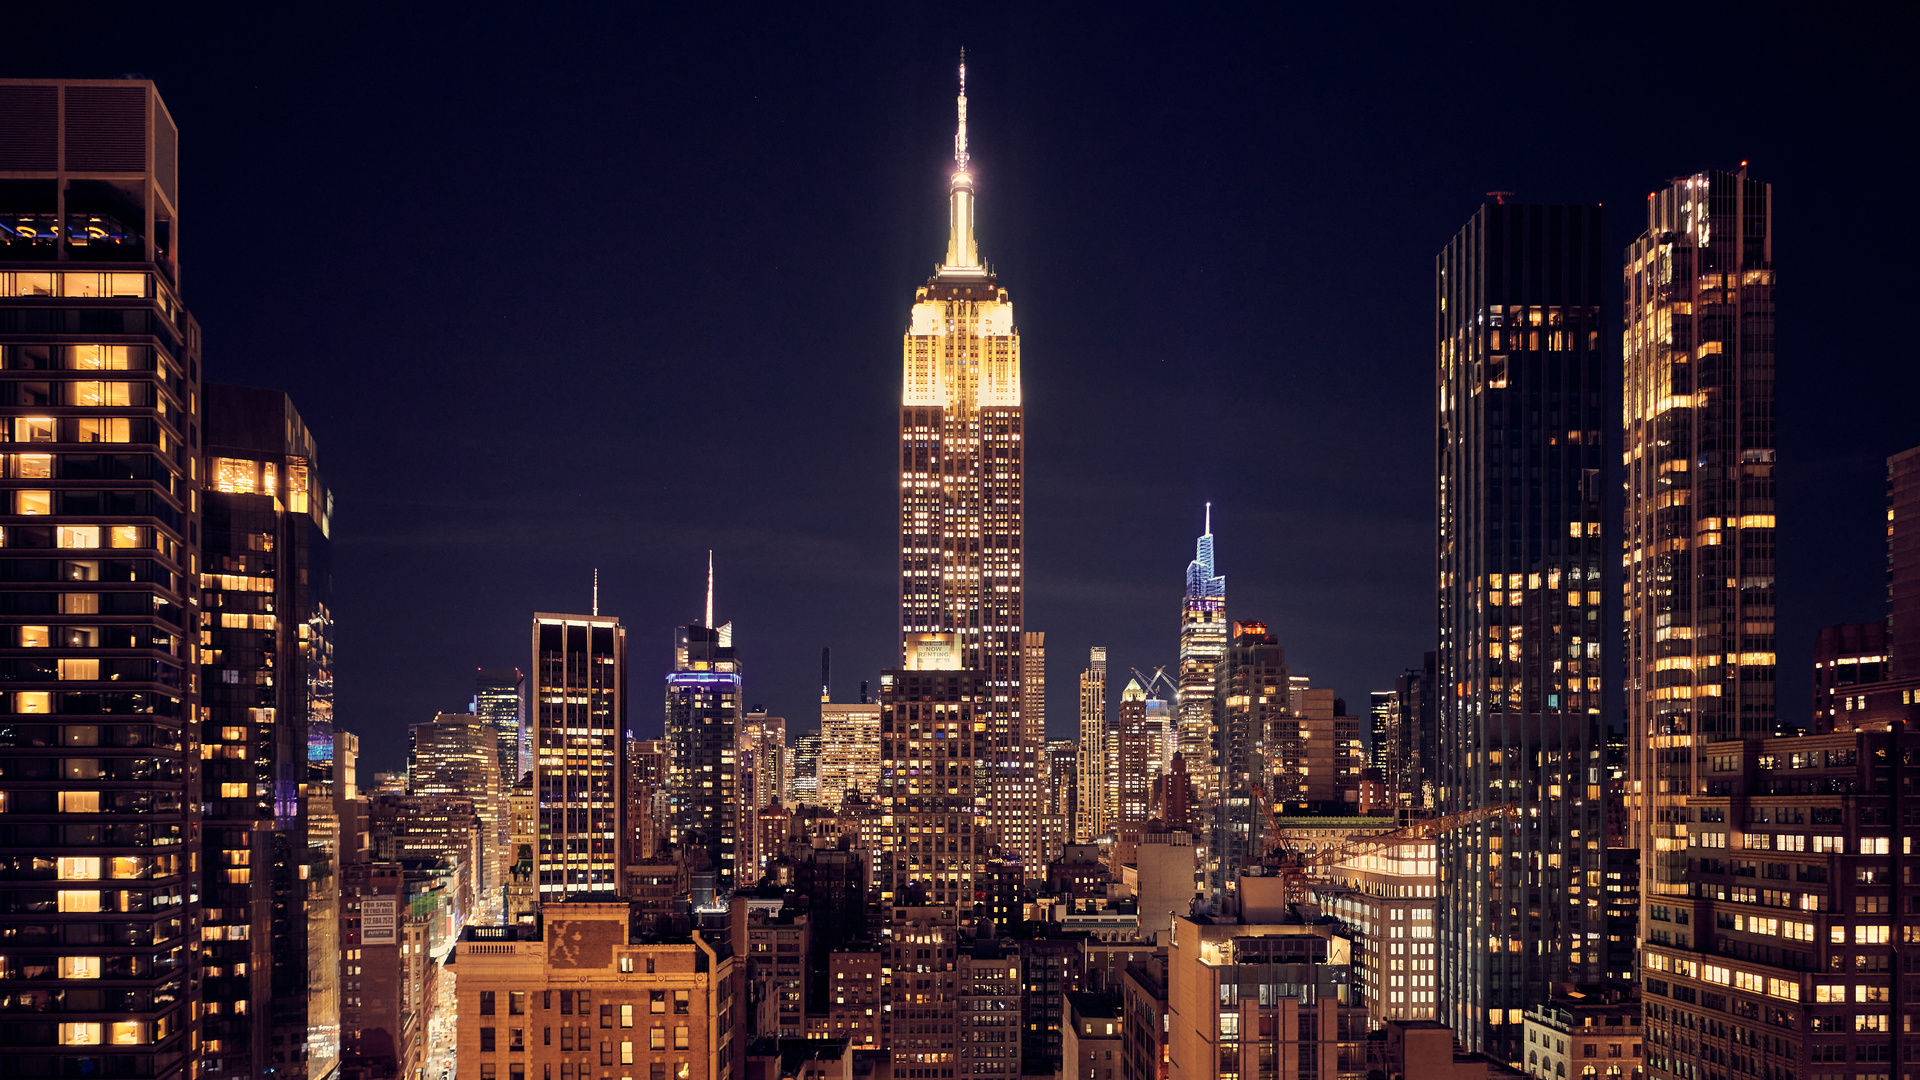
<box><xmin>898</xmin><ymin>61</ymin><xmax>1038</xmax><ymax>877</ymax></box>
<box><xmin>1076</xmin><ymin>647</ymin><xmax>1107</xmax><ymax>842</ymax></box>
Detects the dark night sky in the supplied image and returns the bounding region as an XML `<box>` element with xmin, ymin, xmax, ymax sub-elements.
<box><xmin>17</xmin><ymin>6</ymin><xmax>1919</xmax><ymax>771</ymax></box>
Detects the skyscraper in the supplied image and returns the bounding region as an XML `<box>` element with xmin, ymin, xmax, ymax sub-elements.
<box><xmin>0</xmin><ymin>78</ymin><xmax>201</xmax><ymax>1080</ymax></box>
<box><xmin>818</xmin><ymin>700</ymin><xmax>881</xmax><ymax>809</ymax></box>
<box><xmin>409</xmin><ymin>711</ymin><xmax>505</xmax><ymax>906</ymax></box>
<box><xmin>666</xmin><ymin>615</ymin><xmax>741</xmax><ymax>897</ymax></box>
<box><xmin>474</xmin><ymin>666</ymin><xmax>526</xmax><ymax>788</ymax></box>
<box><xmin>737</xmin><ymin>707</ymin><xmax>785</xmax><ymax>878</ymax></box>
<box><xmin>898</xmin><ymin>59</ymin><xmax>1036</xmax><ymax>874</ymax></box>
<box><xmin>532</xmin><ymin>612</ymin><xmax>627</xmax><ymax>901</ymax></box>
<box><xmin>201</xmin><ymin>383</ymin><xmax>335</xmax><ymax>1079</ymax></box>
<box><xmin>1622</xmin><ymin>168</ymin><xmax>1775</xmax><ymax>935</ymax></box>
<box><xmin>1177</xmin><ymin>507</ymin><xmax>1227</xmax><ymax>802</ymax></box>
<box><xmin>1435</xmin><ymin>201</ymin><xmax>1609</xmax><ymax>1059</ymax></box>
<box><xmin>878</xmin><ymin>648</ymin><xmax>980</xmax><ymax>907</ymax></box>
<box><xmin>1076</xmin><ymin>646</ymin><xmax>1107</xmax><ymax>841</ymax></box>
<box><xmin>1214</xmin><ymin>620</ymin><xmax>1286</xmax><ymax>898</ymax></box>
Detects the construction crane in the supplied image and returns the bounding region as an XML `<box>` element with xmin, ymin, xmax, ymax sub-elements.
<box><xmin>1260</xmin><ymin>801</ymin><xmax>1522</xmax><ymax>905</ymax></box>
<box><xmin>1129</xmin><ymin>666</ymin><xmax>1178</xmax><ymax>700</ymax></box>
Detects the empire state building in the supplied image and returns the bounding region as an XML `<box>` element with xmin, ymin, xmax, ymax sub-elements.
<box><xmin>896</xmin><ymin>59</ymin><xmax>1038</xmax><ymax>878</ymax></box>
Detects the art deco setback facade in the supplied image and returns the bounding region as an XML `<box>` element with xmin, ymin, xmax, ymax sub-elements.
<box><xmin>898</xmin><ymin>63</ymin><xmax>1038</xmax><ymax>877</ymax></box>
<box><xmin>1622</xmin><ymin>169</ymin><xmax>1777</xmax><ymax>944</ymax></box>
<box><xmin>1435</xmin><ymin>202</ymin><xmax>1610</xmax><ymax>1061</ymax></box>
<box><xmin>0</xmin><ymin>78</ymin><xmax>202</xmax><ymax>1080</ymax></box>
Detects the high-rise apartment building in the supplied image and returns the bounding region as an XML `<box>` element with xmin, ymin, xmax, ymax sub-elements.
<box><xmin>1623</xmin><ymin>169</ymin><xmax>1776</xmax><ymax>948</ymax></box>
<box><xmin>0</xmin><ymin>78</ymin><xmax>202</xmax><ymax>1080</ymax></box>
<box><xmin>738</xmin><ymin>707</ymin><xmax>785</xmax><ymax>877</ymax></box>
<box><xmin>1435</xmin><ymin>201</ymin><xmax>1609</xmax><ymax>1059</ymax></box>
<box><xmin>474</xmin><ymin>666</ymin><xmax>525</xmax><ymax>788</ymax></box>
<box><xmin>1078</xmin><ymin>647</ymin><xmax>1108</xmax><ymax>841</ymax></box>
<box><xmin>1215</xmin><ymin>621</ymin><xmax>1286</xmax><ymax>897</ymax></box>
<box><xmin>789</xmin><ymin>731</ymin><xmax>823</xmax><ymax>806</ymax></box>
<box><xmin>1044</xmin><ymin>738</ymin><xmax>1078</xmax><ymax>863</ymax></box>
<box><xmin>1393</xmin><ymin>653</ymin><xmax>1438</xmax><ymax>808</ymax></box>
<box><xmin>1177</xmin><ymin>508</ymin><xmax>1227</xmax><ymax>802</ymax></box>
<box><xmin>898</xmin><ymin>61</ymin><xmax>1036</xmax><ymax>876</ymax></box>
<box><xmin>666</xmin><ymin>621</ymin><xmax>741</xmax><ymax>896</ymax></box>
<box><xmin>532</xmin><ymin>612</ymin><xmax>627</xmax><ymax>901</ymax></box>
<box><xmin>198</xmin><ymin>383</ymin><xmax>336</xmax><ymax>1079</ymax></box>
<box><xmin>816</xmin><ymin>701</ymin><xmax>882</xmax><ymax>813</ymax></box>
<box><xmin>1638</xmin><ymin>728</ymin><xmax>1914</xmax><ymax>1080</ymax></box>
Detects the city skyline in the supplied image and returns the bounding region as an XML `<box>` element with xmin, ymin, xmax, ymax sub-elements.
<box><xmin>5</xmin><ymin>11</ymin><xmax>1907</xmax><ymax>770</ymax></box>
<box><xmin>4</xmin><ymin>13</ymin><xmax>1920</xmax><ymax>1080</ymax></box>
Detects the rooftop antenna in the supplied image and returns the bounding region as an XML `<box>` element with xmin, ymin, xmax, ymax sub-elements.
<box><xmin>592</xmin><ymin>568</ymin><xmax>599</xmax><ymax>617</ymax></box>
<box><xmin>1486</xmin><ymin>191</ymin><xmax>1515</xmax><ymax>205</ymax></box>
<box><xmin>1204</xmin><ymin>501</ymin><xmax>1212</xmax><ymax>535</ymax></box>
<box><xmin>704</xmin><ymin>550</ymin><xmax>714</xmax><ymax>629</ymax></box>
<box><xmin>955</xmin><ymin>48</ymin><xmax>968</xmax><ymax>171</ymax></box>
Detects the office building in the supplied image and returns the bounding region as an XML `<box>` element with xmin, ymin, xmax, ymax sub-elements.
<box><xmin>409</xmin><ymin>711</ymin><xmax>505</xmax><ymax>904</ymax></box>
<box><xmin>877</xmin><ymin>658</ymin><xmax>980</xmax><ymax>907</ymax></box>
<box><xmin>533</xmin><ymin>612</ymin><xmax>628</xmax><ymax>901</ymax></box>
<box><xmin>789</xmin><ymin>732</ymin><xmax>822</xmax><ymax>806</ymax></box>
<box><xmin>1044</xmin><ymin>737</ymin><xmax>1078</xmax><ymax>863</ymax></box>
<box><xmin>1112</xmin><ymin>678</ymin><xmax>1155</xmax><ymax>863</ymax></box>
<box><xmin>1639</xmin><ymin>727</ymin><xmax>1911</xmax><ymax>1080</ymax></box>
<box><xmin>475</xmin><ymin>666</ymin><xmax>526</xmax><ymax>790</ymax></box>
<box><xmin>1078</xmin><ymin>647</ymin><xmax>1108</xmax><ymax>841</ymax></box>
<box><xmin>740</xmin><ymin>709</ymin><xmax>786</xmax><ymax>876</ymax></box>
<box><xmin>958</xmin><ymin>939</ymin><xmax>1022</xmax><ymax>1080</ymax></box>
<box><xmin>1177</xmin><ymin>507</ymin><xmax>1227</xmax><ymax>803</ymax></box>
<box><xmin>451</xmin><ymin>904</ymin><xmax>741</xmax><ymax>1080</ymax></box>
<box><xmin>1393</xmin><ymin>654</ymin><xmax>1438</xmax><ymax>808</ymax></box>
<box><xmin>1295</xmin><ymin>688</ymin><xmax>1362</xmax><ymax>813</ymax></box>
<box><xmin>1435</xmin><ymin>200</ymin><xmax>1609</xmax><ymax>1058</ymax></box>
<box><xmin>0</xmin><ymin>77</ymin><xmax>201</xmax><ymax>1080</ymax></box>
<box><xmin>897</xmin><ymin>60</ymin><xmax>1036</xmax><ymax>876</ymax></box>
<box><xmin>195</xmin><ymin>383</ymin><xmax>338</xmax><ymax>1078</ymax></box>
<box><xmin>667</xmin><ymin>620</ymin><xmax>743</xmax><ymax>895</ymax></box>
<box><xmin>886</xmin><ymin>905</ymin><xmax>964</xmax><ymax>1079</ymax></box>
<box><xmin>340</xmin><ymin>859</ymin><xmax>434</xmax><ymax>1080</ymax></box>
<box><xmin>1215</xmin><ymin>621</ymin><xmax>1286</xmax><ymax>898</ymax></box>
<box><xmin>818</xmin><ymin>701</ymin><xmax>881</xmax><ymax>811</ymax></box>
<box><xmin>1624</xmin><ymin>170</ymin><xmax>1776</xmax><ymax>977</ymax></box>
<box><xmin>824</xmin><ymin>947</ymin><xmax>883</xmax><ymax>1048</ymax></box>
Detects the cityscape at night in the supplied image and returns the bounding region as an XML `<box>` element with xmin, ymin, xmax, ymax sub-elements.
<box><xmin>1</xmin><ymin>8</ymin><xmax>1916</xmax><ymax>1080</ymax></box>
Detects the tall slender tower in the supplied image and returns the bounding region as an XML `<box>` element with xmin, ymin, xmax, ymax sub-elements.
<box><xmin>1624</xmin><ymin>170</ymin><xmax>1775</xmax><ymax>1062</ymax></box>
<box><xmin>1076</xmin><ymin>647</ymin><xmax>1108</xmax><ymax>841</ymax></box>
<box><xmin>1177</xmin><ymin>506</ymin><xmax>1226</xmax><ymax>801</ymax></box>
<box><xmin>0</xmin><ymin>79</ymin><xmax>202</xmax><ymax>1080</ymax></box>
<box><xmin>1435</xmin><ymin>202</ymin><xmax>1608</xmax><ymax>1060</ymax></box>
<box><xmin>531</xmin><ymin>612</ymin><xmax>627</xmax><ymax>901</ymax></box>
<box><xmin>898</xmin><ymin>59</ymin><xmax>1036</xmax><ymax>874</ymax></box>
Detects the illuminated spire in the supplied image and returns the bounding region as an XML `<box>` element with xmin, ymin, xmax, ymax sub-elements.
<box><xmin>942</xmin><ymin>50</ymin><xmax>979</xmax><ymax>272</ymax></box>
<box><xmin>592</xmin><ymin>568</ymin><xmax>599</xmax><ymax>617</ymax></box>
<box><xmin>704</xmin><ymin>550</ymin><xmax>714</xmax><ymax>629</ymax></box>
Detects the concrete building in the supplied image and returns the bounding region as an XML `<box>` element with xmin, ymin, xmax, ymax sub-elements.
<box><xmin>1640</xmin><ymin>726</ymin><xmax>1916</xmax><ymax>1080</ymax></box>
<box><xmin>824</xmin><ymin>947</ymin><xmax>883</xmax><ymax>1049</ymax></box>
<box><xmin>958</xmin><ymin>939</ymin><xmax>1022</xmax><ymax>1080</ymax></box>
<box><xmin>1314</xmin><ymin>839</ymin><xmax>1439</xmax><ymax>1025</ymax></box>
<box><xmin>1064</xmin><ymin>992</ymin><xmax>1124</xmax><ymax>1080</ymax></box>
<box><xmin>1121</xmin><ymin>964</ymin><xmax>1169</xmax><ymax>1080</ymax></box>
<box><xmin>733</xmin><ymin>898</ymin><xmax>810</xmax><ymax>1039</ymax></box>
<box><xmin>886</xmin><ymin>905</ymin><xmax>963</xmax><ymax>1079</ymax></box>
<box><xmin>1166</xmin><ymin>915</ymin><xmax>1366</xmax><ymax>1080</ymax></box>
<box><xmin>449</xmin><ymin>903</ymin><xmax>740</xmax><ymax>1080</ymax></box>
<box><xmin>1522</xmin><ymin>991</ymin><xmax>1642</xmax><ymax>1080</ymax></box>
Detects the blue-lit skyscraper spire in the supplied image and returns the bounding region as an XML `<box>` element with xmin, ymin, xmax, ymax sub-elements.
<box><xmin>1177</xmin><ymin>504</ymin><xmax>1227</xmax><ymax>807</ymax></box>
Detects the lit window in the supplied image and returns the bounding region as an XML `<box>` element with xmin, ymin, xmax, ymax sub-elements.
<box><xmin>20</xmin><ymin>626</ymin><xmax>49</xmax><ymax>647</ymax></box>
<box><xmin>58</xmin><ymin>956</ymin><xmax>101</xmax><ymax>979</ymax></box>
<box><xmin>57</xmin><ymin>525</ymin><xmax>100</xmax><ymax>548</ymax></box>
<box><xmin>58</xmin><ymin>659</ymin><xmax>100</xmax><ymax>681</ymax></box>
<box><xmin>58</xmin><ymin>890</ymin><xmax>102</xmax><ymax>912</ymax></box>
<box><xmin>13</xmin><ymin>453</ymin><xmax>52</xmax><ymax>478</ymax></box>
<box><xmin>59</xmin><ymin>791</ymin><xmax>100</xmax><ymax>813</ymax></box>
<box><xmin>15</xmin><ymin>417</ymin><xmax>56</xmax><ymax>442</ymax></box>
<box><xmin>74</xmin><ymin>418</ymin><xmax>130</xmax><ymax>443</ymax></box>
<box><xmin>57</xmin><ymin>857</ymin><xmax>101</xmax><ymax>880</ymax></box>
<box><xmin>70</xmin><ymin>382</ymin><xmax>132</xmax><ymax>407</ymax></box>
<box><xmin>16</xmin><ymin>692</ymin><xmax>50</xmax><ymax>713</ymax></box>
<box><xmin>110</xmin><ymin>1020</ymin><xmax>146</xmax><ymax>1045</ymax></box>
<box><xmin>109</xmin><ymin>526</ymin><xmax>143</xmax><ymax>548</ymax></box>
<box><xmin>60</xmin><ymin>1022</ymin><xmax>104</xmax><ymax>1045</ymax></box>
<box><xmin>16</xmin><ymin>489</ymin><xmax>50</xmax><ymax>515</ymax></box>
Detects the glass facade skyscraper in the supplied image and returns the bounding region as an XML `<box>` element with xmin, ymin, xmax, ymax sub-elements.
<box><xmin>201</xmin><ymin>384</ymin><xmax>335</xmax><ymax>1080</ymax></box>
<box><xmin>531</xmin><ymin>612</ymin><xmax>626</xmax><ymax>901</ymax></box>
<box><xmin>1435</xmin><ymin>201</ymin><xmax>1609</xmax><ymax>1060</ymax></box>
<box><xmin>0</xmin><ymin>78</ymin><xmax>201</xmax><ymax>1080</ymax></box>
<box><xmin>1177</xmin><ymin>507</ymin><xmax>1226</xmax><ymax>802</ymax></box>
<box><xmin>665</xmin><ymin>621</ymin><xmax>741</xmax><ymax>896</ymax></box>
<box><xmin>474</xmin><ymin>666</ymin><xmax>525</xmax><ymax>790</ymax></box>
<box><xmin>1623</xmin><ymin>170</ymin><xmax>1777</xmax><ymax>1080</ymax></box>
